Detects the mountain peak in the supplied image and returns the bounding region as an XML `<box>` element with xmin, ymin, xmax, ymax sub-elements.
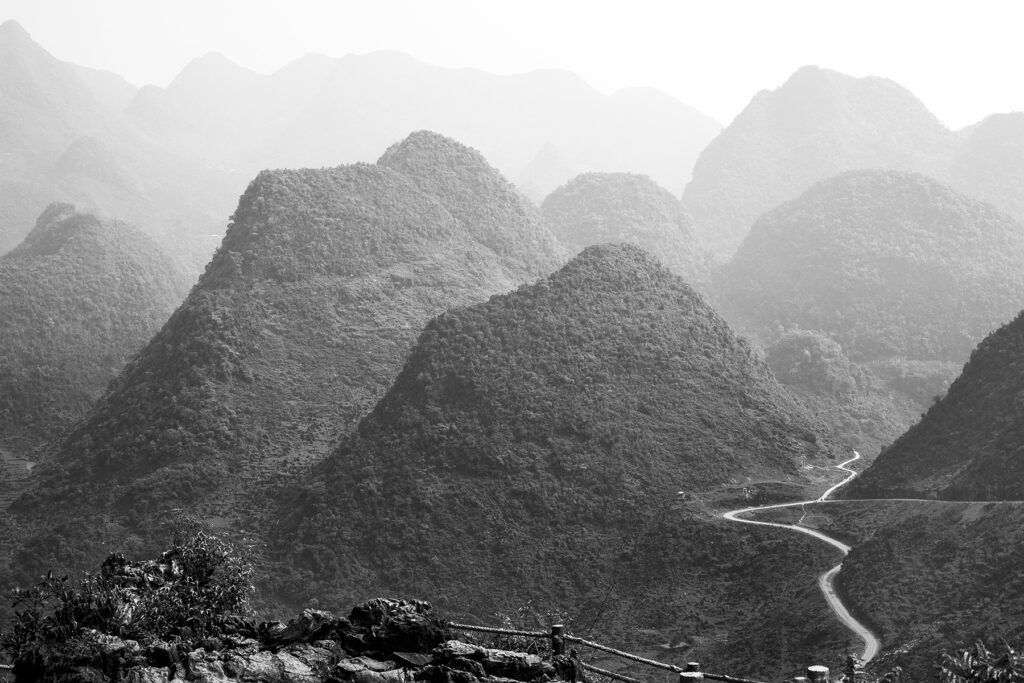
<box><xmin>0</xmin><ymin>19</ymin><xmax>32</xmax><ymax>43</ymax></box>
<box><xmin>378</xmin><ymin>130</ymin><xmax>490</xmax><ymax>171</ymax></box>
<box><xmin>379</xmin><ymin>130</ymin><xmax>565</xmax><ymax>276</ymax></box>
<box><xmin>12</xmin><ymin>202</ymin><xmax>98</xmax><ymax>257</ymax></box>
<box><xmin>167</xmin><ymin>51</ymin><xmax>258</xmax><ymax>91</ymax></box>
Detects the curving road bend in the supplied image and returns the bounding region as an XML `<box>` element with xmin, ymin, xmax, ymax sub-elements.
<box><xmin>719</xmin><ymin>452</ymin><xmax>880</xmax><ymax>664</ymax></box>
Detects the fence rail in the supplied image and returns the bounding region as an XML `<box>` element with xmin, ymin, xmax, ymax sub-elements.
<box><xmin>446</xmin><ymin>621</ymin><xmax>776</xmax><ymax>683</ymax></box>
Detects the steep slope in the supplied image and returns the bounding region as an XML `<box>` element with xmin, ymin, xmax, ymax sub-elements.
<box><xmin>951</xmin><ymin>112</ymin><xmax>1024</xmax><ymax>222</ymax></box>
<box><xmin>273</xmin><ymin>244</ymin><xmax>842</xmax><ymax>669</ymax></box>
<box><xmin>126</xmin><ymin>50</ymin><xmax>720</xmax><ymax>196</ymax></box>
<box><xmin>715</xmin><ymin>170</ymin><xmax>1024</xmax><ymax>364</ymax></box>
<box><xmin>830</xmin><ymin>501</ymin><xmax>1024</xmax><ymax>679</ymax></box>
<box><xmin>845</xmin><ymin>309</ymin><xmax>1024</xmax><ymax>501</ymax></box>
<box><xmin>683</xmin><ymin>66</ymin><xmax>953</xmax><ymax>259</ymax></box>
<box><xmin>12</xmin><ymin>132</ymin><xmax>564</xmax><ymax>549</ymax></box>
<box><xmin>541</xmin><ymin>172</ymin><xmax>710</xmax><ymax>289</ymax></box>
<box><xmin>0</xmin><ymin>203</ymin><xmax>189</xmax><ymax>453</ymax></box>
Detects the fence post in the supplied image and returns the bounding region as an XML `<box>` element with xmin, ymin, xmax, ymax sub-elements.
<box><xmin>551</xmin><ymin>624</ymin><xmax>565</xmax><ymax>656</ymax></box>
<box><xmin>806</xmin><ymin>665</ymin><xmax>829</xmax><ymax>682</ymax></box>
<box><xmin>679</xmin><ymin>662</ymin><xmax>703</xmax><ymax>679</ymax></box>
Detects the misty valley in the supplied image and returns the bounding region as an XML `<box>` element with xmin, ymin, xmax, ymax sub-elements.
<box><xmin>4</xmin><ymin>17</ymin><xmax>1024</xmax><ymax>683</ymax></box>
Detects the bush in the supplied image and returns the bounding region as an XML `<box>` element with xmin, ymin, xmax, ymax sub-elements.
<box><xmin>0</xmin><ymin>526</ymin><xmax>253</xmax><ymax>671</ymax></box>
<box><xmin>941</xmin><ymin>641</ymin><xmax>1024</xmax><ymax>682</ymax></box>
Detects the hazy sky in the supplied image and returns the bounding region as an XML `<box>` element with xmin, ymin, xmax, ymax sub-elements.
<box><xmin>4</xmin><ymin>0</ymin><xmax>1022</xmax><ymax>129</ymax></box>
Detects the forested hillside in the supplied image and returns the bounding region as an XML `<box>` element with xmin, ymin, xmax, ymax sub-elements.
<box><xmin>4</xmin><ymin>131</ymin><xmax>565</xmax><ymax>584</ymax></box>
<box><xmin>541</xmin><ymin>172</ymin><xmax>710</xmax><ymax>289</ymax></box>
<box><xmin>715</xmin><ymin>170</ymin><xmax>1024</xmax><ymax>363</ymax></box>
<box><xmin>836</xmin><ymin>501</ymin><xmax>1024</xmax><ymax>678</ymax></box>
<box><xmin>845</xmin><ymin>307</ymin><xmax>1024</xmax><ymax>501</ymax></box>
<box><xmin>271</xmin><ymin>244</ymin><xmax>848</xmax><ymax>676</ymax></box>
<box><xmin>0</xmin><ymin>203</ymin><xmax>188</xmax><ymax>452</ymax></box>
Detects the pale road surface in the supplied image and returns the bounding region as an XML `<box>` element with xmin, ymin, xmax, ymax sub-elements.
<box><xmin>718</xmin><ymin>452</ymin><xmax>881</xmax><ymax>664</ymax></box>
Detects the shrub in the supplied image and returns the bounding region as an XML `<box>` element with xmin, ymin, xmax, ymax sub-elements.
<box><xmin>0</xmin><ymin>526</ymin><xmax>253</xmax><ymax>670</ymax></box>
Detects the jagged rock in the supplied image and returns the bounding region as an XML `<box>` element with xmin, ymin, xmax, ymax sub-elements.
<box><xmin>343</xmin><ymin>600</ymin><xmax>448</xmax><ymax>657</ymax></box>
<box><xmin>286</xmin><ymin>643</ymin><xmax>338</xmax><ymax>676</ymax></box>
<box><xmin>263</xmin><ymin>610</ymin><xmax>342</xmax><ymax>648</ymax></box>
<box><xmin>328</xmin><ymin>658</ymin><xmax>414</xmax><ymax>683</ymax></box>
<box><xmin>432</xmin><ymin>641</ymin><xmax>554</xmax><ymax>680</ymax></box>
<box><xmin>123</xmin><ymin>666</ymin><xmax>172</xmax><ymax>683</ymax></box>
<box><xmin>188</xmin><ymin>645</ymin><xmax>322</xmax><ymax>682</ymax></box>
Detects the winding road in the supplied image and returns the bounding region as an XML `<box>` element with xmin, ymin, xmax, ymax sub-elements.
<box><xmin>720</xmin><ymin>452</ymin><xmax>880</xmax><ymax>664</ymax></box>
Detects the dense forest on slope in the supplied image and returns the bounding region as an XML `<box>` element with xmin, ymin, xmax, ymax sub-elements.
<box><xmin>270</xmin><ymin>244</ymin><xmax>848</xmax><ymax>676</ymax></box>
<box><xmin>845</xmin><ymin>308</ymin><xmax>1024</xmax><ymax>501</ymax></box>
<box><xmin>715</xmin><ymin>170</ymin><xmax>1024</xmax><ymax>364</ymax></box>
<box><xmin>541</xmin><ymin>172</ymin><xmax>710</xmax><ymax>289</ymax></box>
<box><xmin>761</xmin><ymin>330</ymin><xmax>925</xmax><ymax>454</ymax></box>
<box><xmin>0</xmin><ymin>203</ymin><xmax>188</xmax><ymax>452</ymax></box>
<box><xmin>836</xmin><ymin>502</ymin><xmax>1024</xmax><ymax>678</ymax></box>
<box><xmin>682</xmin><ymin>65</ymin><xmax>953</xmax><ymax>260</ymax></box>
<box><xmin>5</xmin><ymin>132</ymin><xmax>565</xmax><ymax>582</ymax></box>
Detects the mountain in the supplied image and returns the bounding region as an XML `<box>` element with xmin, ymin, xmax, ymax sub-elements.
<box><xmin>951</xmin><ymin>112</ymin><xmax>1024</xmax><ymax>222</ymax></box>
<box><xmin>0</xmin><ymin>20</ymin><xmax>240</xmax><ymax>268</ymax></box>
<box><xmin>125</xmin><ymin>50</ymin><xmax>720</xmax><ymax>197</ymax></box>
<box><xmin>541</xmin><ymin>172</ymin><xmax>710</xmax><ymax>289</ymax></box>
<box><xmin>67</xmin><ymin>62</ymin><xmax>139</xmax><ymax>111</ymax></box>
<box><xmin>715</xmin><ymin>170</ymin><xmax>1024</xmax><ymax>365</ymax></box>
<box><xmin>0</xmin><ymin>204</ymin><xmax>189</xmax><ymax>453</ymax></box>
<box><xmin>844</xmin><ymin>308</ymin><xmax>1024</xmax><ymax>501</ymax></box>
<box><xmin>682</xmin><ymin>65</ymin><xmax>954</xmax><ymax>259</ymax></box>
<box><xmin>8</xmin><ymin>132</ymin><xmax>564</xmax><ymax>567</ymax></box>
<box><xmin>270</xmin><ymin>243</ymin><xmax>845</xmax><ymax>675</ymax></box>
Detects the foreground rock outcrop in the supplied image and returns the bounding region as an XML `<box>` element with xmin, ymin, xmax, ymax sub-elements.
<box><xmin>10</xmin><ymin>599</ymin><xmax>572</xmax><ymax>683</ymax></box>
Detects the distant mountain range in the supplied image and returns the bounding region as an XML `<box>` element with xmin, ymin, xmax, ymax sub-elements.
<box><xmin>0</xmin><ymin>19</ymin><xmax>720</xmax><ymax>272</ymax></box>
<box><xmin>685</xmin><ymin>65</ymin><xmax>1024</xmax><ymax>260</ymax></box>
<box><xmin>0</xmin><ymin>20</ymin><xmax>238</xmax><ymax>269</ymax></box>
<box><xmin>0</xmin><ymin>203</ymin><xmax>188</xmax><ymax>453</ymax></box>
<box><xmin>123</xmin><ymin>50</ymin><xmax>721</xmax><ymax>202</ymax></box>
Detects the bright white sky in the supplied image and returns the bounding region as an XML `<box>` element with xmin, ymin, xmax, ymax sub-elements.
<box><xmin>4</xmin><ymin>0</ymin><xmax>1022</xmax><ymax>129</ymax></box>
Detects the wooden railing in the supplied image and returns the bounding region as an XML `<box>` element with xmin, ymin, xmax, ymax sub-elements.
<box><xmin>445</xmin><ymin>621</ymin><xmax>820</xmax><ymax>683</ymax></box>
